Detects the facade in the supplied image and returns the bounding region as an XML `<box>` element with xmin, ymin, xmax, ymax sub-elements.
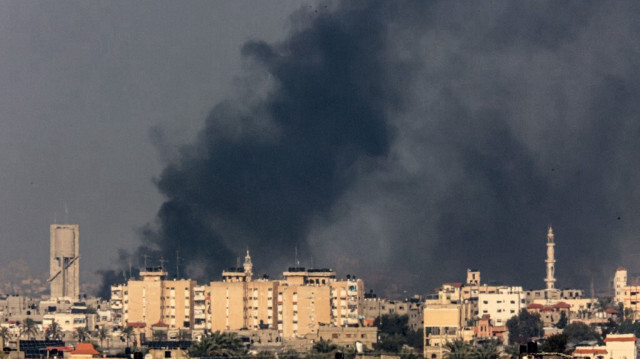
<box><xmin>113</xmin><ymin>269</ymin><xmax>196</xmax><ymax>336</ymax></box>
<box><xmin>613</xmin><ymin>267</ymin><xmax>628</xmax><ymax>306</ymax></box>
<box><xmin>49</xmin><ymin>224</ymin><xmax>80</xmax><ymax>299</ymax></box>
<box><xmin>423</xmin><ymin>301</ymin><xmax>473</xmax><ymax>359</ymax></box>
<box><xmin>362</xmin><ymin>296</ymin><xmax>424</xmax><ymax>331</ymax></box>
<box><xmin>526</xmin><ymin>302</ymin><xmax>570</xmax><ymax>327</ymax></box>
<box><xmin>477</xmin><ymin>287</ymin><xmax>524</xmax><ymax>326</ymax></box>
<box><xmin>573</xmin><ymin>334</ymin><xmax>637</xmax><ymax>359</ymax></box>
<box><xmin>316</xmin><ymin>326</ymin><xmax>378</xmax><ymax>350</ymax></box>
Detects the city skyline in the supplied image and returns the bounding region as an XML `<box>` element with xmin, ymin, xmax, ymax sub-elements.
<box><xmin>2</xmin><ymin>1</ymin><xmax>640</xmax><ymax>296</ymax></box>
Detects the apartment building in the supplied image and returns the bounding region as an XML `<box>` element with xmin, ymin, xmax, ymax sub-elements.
<box><xmin>111</xmin><ymin>268</ymin><xmax>195</xmax><ymax>336</ymax></box>
<box><xmin>206</xmin><ymin>251</ymin><xmax>364</xmax><ymax>338</ymax></box>
<box><xmin>477</xmin><ymin>286</ymin><xmax>525</xmax><ymax>326</ymax></box>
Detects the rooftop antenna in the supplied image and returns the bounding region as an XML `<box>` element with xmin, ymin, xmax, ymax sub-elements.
<box><xmin>128</xmin><ymin>258</ymin><xmax>132</xmax><ymax>280</ymax></box>
<box><xmin>159</xmin><ymin>256</ymin><xmax>167</xmax><ymax>271</ymax></box>
<box><xmin>176</xmin><ymin>250</ymin><xmax>181</xmax><ymax>279</ymax></box>
<box><xmin>64</xmin><ymin>202</ymin><xmax>69</xmax><ymax>224</ymax></box>
<box><xmin>295</xmin><ymin>246</ymin><xmax>300</xmax><ymax>267</ymax></box>
<box><xmin>143</xmin><ymin>254</ymin><xmax>149</xmax><ymax>271</ymax></box>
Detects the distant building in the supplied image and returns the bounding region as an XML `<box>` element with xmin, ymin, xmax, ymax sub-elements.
<box><xmin>49</xmin><ymin>224</ymin><xmax>80</xmax><ymax>299</ymax></box>
<box><xmin>573</xmin><ymin>334</ymin><xmax>637</xmax><ymax>359</ymax></box>
<box><xmin>111</xmin><ymin>269</ymin><xmax>195</xmax><ymax>337</ymax></box>
<box><xmin>477</xmin><ymin>287</ymin><xmax>525</xmax><ymax>326</ymax></box>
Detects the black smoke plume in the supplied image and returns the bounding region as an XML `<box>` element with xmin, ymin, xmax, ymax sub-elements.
<box><xmin>102</xmin><ymin>1</ymin><xmax>640</xmax><ymax>297</ymax></box>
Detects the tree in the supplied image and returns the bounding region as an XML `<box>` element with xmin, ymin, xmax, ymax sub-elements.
<box><xmin>506</xmin><ymin>310</ymin><xmax>543</xmax><ymax>344</ymax></box>
<box><xmin>374</xmin><ymin>314</ymin><xmax>423</xmax><ymax>352</ymax></box>
<box><xmin>563</xmin><ymin>322</ymin><xmax>600</xmax><ymax>344</ymax></box>
<box><xmin>474</xmin><ymin>341</ymin><xmax>500</xmax><ymax>359</ymax></box>
<box><xmin>279</xmin><ymin>349</ymin><xmax>301</xmax><ymax>359</ymax></box>
<box><xmin>312</xmin><ymin>338</ymin><xmax>338</xmax><ymax>353</ymax></box>
<box><xmin>75</xmin><ymin>327</ymin><xmax>90</xmax><ymax>343</ymax></box>
<box><xmin>21</xmin><ymin>318</ymin><xmax>38</xmax><ymax>340</ymax></box>
<box><xmin>45</xmin><ymin>322</ymin><xmax>62</xmax><ymax>340</ymax></box>
<box><xmin>541</xmin><ymin>334</ymin><xmax>567</xmax><ymax>353</ymax></box>
<box><xmin>121</xmin><ymin>326</ymin><xmax>135</xmax><ymax>348</ymax></box>
<box><xmin>615</xmin><ymin>319</ymin><xmax>640</xmax><ymax>337</ymax></box>
<box><xmin>399</xmin><ymin>347</ymin><xmax>420</xmax><ymax>359</ymax></box>
<box><xmin>0</xmin><ymin>327</ymin><xmax>10</xmax><ymax>347</ymax></box>
<box><xmin>97</xmin><ymin>326</ymin><xmax>110</xmax><ymax>349</ymax></box>
<box><xmin>188</xmin><ymin>331</ymin><xmax>246</xmax><ymax>358</ymax></box>
<box><xmin>443</xmin><ymin>339</ymin><xmax>474</xmax><ymax>359</ymax></box>
<box><xmin>555</xmin><ymin>311</ymin><xmax>568</xmax><ymax>329</ymax></box>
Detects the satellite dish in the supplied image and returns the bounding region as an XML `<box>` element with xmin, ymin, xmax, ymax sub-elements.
<box><xmin>145</xmin><ymin>354</ymin><xmax>153</xmax><ymax>359</ymax></box>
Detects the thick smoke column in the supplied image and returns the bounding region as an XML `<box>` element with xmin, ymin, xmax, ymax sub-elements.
<box><xmin>130</xmin><ymin>3</ymin><xmax>398</xmax><ymax>282</ymax></box>
<box><xmin>101</xmin><ymin>1</ymin><xmax>640</xmax><ymax>297</ymax></box>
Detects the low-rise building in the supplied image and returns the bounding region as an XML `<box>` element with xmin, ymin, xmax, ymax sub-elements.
<box><xmin>573</xmin><ymin>334</ymin><xmax>637</xmax><ymax>359</ymax></box>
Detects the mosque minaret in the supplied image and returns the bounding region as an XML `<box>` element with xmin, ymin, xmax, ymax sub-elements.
<box><xmin>545</xmin><ymin>226</ymin><xmax>556</xmax><ymax>291</ymax></box>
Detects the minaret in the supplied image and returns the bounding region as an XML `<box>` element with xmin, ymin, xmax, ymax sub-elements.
<box><xmin>243</xmin><ymin>249</ymin><xmax>253</xmax><ymax>282</ymax></box>
<box><xmin>545</xmin><ymin>226</ymin><xmax>556</xmax><ymax>291</ymax></box>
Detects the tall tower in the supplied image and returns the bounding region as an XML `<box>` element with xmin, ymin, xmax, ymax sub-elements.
<box><xmin>545</xmin><ymin>226</ymin><xmax>556</xmax><ymax>291</ymax></box>
<box><xmin>49</xmin><ymin>224</ymin><xmax>80</xmax><ymax>298</ymax></box>
<box><xmin>243</xmin><ymin>249</ymin><xmax>253</xmax><ymax>282</ymax></box>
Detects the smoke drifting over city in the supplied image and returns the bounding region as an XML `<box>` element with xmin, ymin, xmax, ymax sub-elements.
<box><xmin>102</xmin><ymin>1</ymin><xmax>640</xmax><ymax>297</ymax></box>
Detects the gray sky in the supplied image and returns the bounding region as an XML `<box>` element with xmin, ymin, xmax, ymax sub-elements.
<box><xmin>0</xmin><ymin>1</ymin><xmax>312</xmax><ymax>286</ymax></box>
<box><xmin>3</xmin><ymin>1</ymin><xmax>640</xmax><ymax>298</ymax></box>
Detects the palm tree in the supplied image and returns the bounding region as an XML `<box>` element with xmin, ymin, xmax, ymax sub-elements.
<box><xmin>75</xmin><ymin>327</ymin><xmax>90</xmax><ymax>343</ymax></box>
<box><xmin>21</xmin><ymin>318</ymin><xmax>38</xmax><ymax>340</ymax></box>
<box><xmin>474</xmin><ymin>342</ymin><xmax>500</xmax><ymax>359</ymax></box>
<box><xmin>45</xmin><ymin>322</ymin><xmax>62</xmax><ymax>340</ymax></box>
<box><xmin>312</xmin><ymin>338</ymin><xmax>338</xmax><ymax>353</ymax></box>
<box><xmin>97</xmin><ymin>326</ymin><xmax>109</xmax><ymax>349</ymax></box>
<box><xmin>188</xmin><ymin>331</ymin><xmax>246</xmax><ymax>358</ymax></box>
<box><xmin>443</xmin><ymin>339</ymin><xmax>474</xmax><ymax>359</ymax></box>
<box><xmin>0</xmin><ymin>327</ymin><xmax>10</xmax><ymax>348</ymax></box>
<box><xmin>121</xmin><ymin>326</ymin><xmax>135</xmax><ymax>348</ymax></box>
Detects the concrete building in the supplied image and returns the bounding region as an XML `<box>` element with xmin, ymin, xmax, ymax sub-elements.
<box><xmin>49</xmin><ymin>224</ymin><xmax>80</xmax><ymax>299</ymax></box>
<box><xmin>613</xmin><ymin>267</ymin><xmax>628</xmax><ymax>306</ymax></box>
<box><xmin>573</xmin><ymin>334</ymin><xmax>637</xmax><ymax>359</ymax></box>
<box><xmin>423</xmin><ymin>300</ymin><xmax>473</xmax><ymax>359</ymax></box>
<box><xmin>362</xmin><ymin>296</ymin><xmax>424</xmax><ymax>331</ymax></box>
<box><xmin>207</xmin><ymin>251</ymin><xmax>364</xmax><ymax>338</ymax></box>
<box><xmin>112</xmin><ymin>268</ymin><xmax>195</xmax><ymax>336</ymax></box>
<box><xmin>477</xmin><ymin>287</ymin><xmax>525</xmax><ymax>326</ymax></box>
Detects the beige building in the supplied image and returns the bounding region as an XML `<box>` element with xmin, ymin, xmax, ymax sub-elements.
<box><xmin>423</xmin><ymin>301</ymin><xmax>473</xmax><ymax>359</ymax></box>
<box><xmin>573</xmin><ymin>334</ymin><xmax>637</xmax><ymax>359</ymax></box>
<box><xmin>207</xmin><ymin>252</ymin><xmax>364</xmax><ymax>338</ymax></box>
<box><xmin>49</xmin><ymin>224</ymin><xmax>80</xmax><ymax>299</ymax></box>
<box><xmin>112</xmin><ymin>269</ymin><xmax>195</xmax><ymax>336</ymax></box>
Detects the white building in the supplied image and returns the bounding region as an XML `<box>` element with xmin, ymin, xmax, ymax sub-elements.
<box><xmin>573</xmin><ymin>334</ymin><xmax>637</xmax><ymax>359</ymax></box>
<box><xmin>477</xmin><ymin>286</ymin><xmax>524</xmax><ymax>326</ymax></box>
<box><xmin>613</xmin><ymin>267</ymin><xmax>628</xmax><ymax>306</ymax></box>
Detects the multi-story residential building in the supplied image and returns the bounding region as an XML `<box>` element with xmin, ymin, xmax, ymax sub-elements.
<box><xmin>613</xmin><ymin>267</ymin><xmax>628</xmax><ymax>306</ymax></box>
<box><xmin>112</xmin><ymin>268</ymin><xmax>195</xmax><ymax>336</ymax></box>
<box><xmin>206</xmin><ymin>251</ymin><xmax>364</xmax><ymax>338</ymax></box>
<box><xmin>477</xmin><ymin>286</ymin><xmax>525</xmax><ymax>326</ymax></box>
<box><xmin>423</xmin><ymin>300</ymin><xmax>473</xmax><ymax>359</ymax></box>
<box><xmin>193</xmin><ymin>285</ymin><xmax>208</xmax><ymax>335</ymax></box>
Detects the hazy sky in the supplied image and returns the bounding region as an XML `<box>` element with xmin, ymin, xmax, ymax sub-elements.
<box><xmin>0</xmin><ymin>1</ymin><xmax>312</xmax><ymax>286</ymax></box>
<box><xmin>2</xmin><ymin>1</ymin><xmax>640</xmax><ymax>298</ymax></box>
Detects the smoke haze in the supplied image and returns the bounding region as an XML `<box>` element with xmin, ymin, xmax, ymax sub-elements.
<box><xmin>106</xmin><ymin>1</ymin><xmax>640</xmax><ymax>297</ymax></box>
